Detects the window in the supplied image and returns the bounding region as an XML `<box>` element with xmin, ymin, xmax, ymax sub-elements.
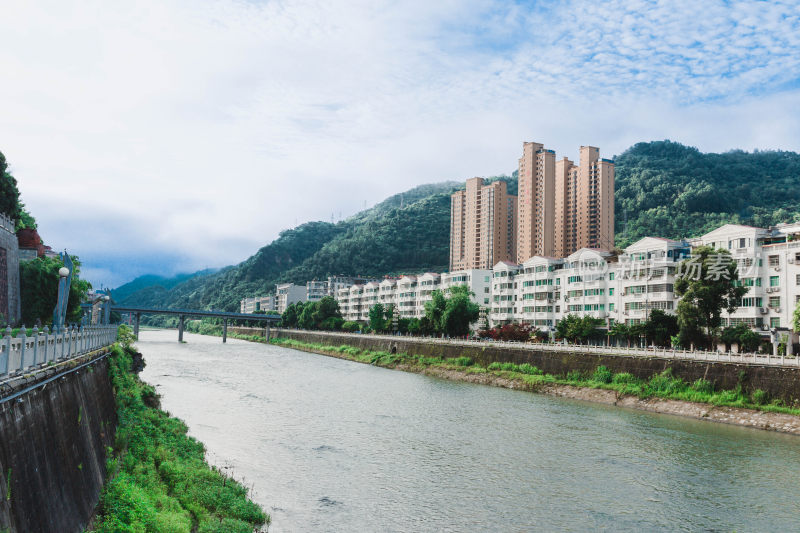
<box><xmin>796</xmin><ymin>273</ymin><xmax>800</xmax><ymax>286</ymax></box>
<box><xmin>609</xmin><ymin>272</ymin><xmax>615</xmax><ymax>281</ymax></box>
<box><xmin>771</xmin><ymin>317</ymin><xmax>780</xmax><ymax>328</ymax></box>
<box><xmin>484</xmin><ymin>276</ymin><xmax>490</xmax><ymax>282</ymax></box>
<box><xmin>609</xmin><ymin>303</ymin><xmax>615</xmax><ymax>311</ymax></box>
<box><xmin>769</xmin><ymin>255</ymin><xmax>779</xmax><ymax>267</ymax></box>
<box><xmin>770</xmin><ymin>276</ymin><xmax>780</xmax><ymax>287</ymax></box>
<box><xmin>609</xmin><ymin>288</ymin><xmax>614</xmax><ymax>296</ymax></box>
<box><xmin>769</xmin><ymin>296</ymin><xmax>780</xmax><ymax>308</ymax></box>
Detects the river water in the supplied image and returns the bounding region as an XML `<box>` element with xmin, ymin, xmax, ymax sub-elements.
<box><xmin>138</xmin><ymin>330</ymin><xmax>800</xmax><ymax>532</ymax></box>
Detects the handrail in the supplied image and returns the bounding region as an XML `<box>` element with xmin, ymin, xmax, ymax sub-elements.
<box><xmin>272</xmin><ymin>329</ymin><xmax>800</xmax><ymax>368</ymax></box>
<box><xmin>0</xmin><ymin>325</ymin><xmax>118</xmax><ymax>380</ymax></box>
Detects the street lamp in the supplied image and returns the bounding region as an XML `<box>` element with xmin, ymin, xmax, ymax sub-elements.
<box><xmin>59</xmin><ymin>267</ymin><xmax>70</xmax><ymax>278</ymax></box>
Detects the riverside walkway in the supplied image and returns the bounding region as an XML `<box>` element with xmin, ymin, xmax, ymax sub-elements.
<box><xmin>274</xmin><ymin>329</ymin><xmax>800</xmax><ymax>369</ymax></box>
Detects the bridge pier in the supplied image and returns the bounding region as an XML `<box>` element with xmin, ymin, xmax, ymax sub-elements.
<box><xmin>178</xmin><ymin>315</ymin><xmax>185</xmax><ymax>343</ymax></box>
<box><xmin>265</xmin><ymin>323</ymin><xmax>270</xmax><ymax>342</ymax></box>
<box><xmin>134</xmin><ymin>312</ymin><xmax>140</xmax><ymax>340</ymax></box>
<box><xmin>222</xmin><ymin>319</ymin><xmax>228</xmax><ymax>343</ymax></box>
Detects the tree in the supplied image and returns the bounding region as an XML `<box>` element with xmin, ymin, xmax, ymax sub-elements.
<box><xmin>0</xmin><ymin>150</ymin><xmax>21</xmax><ymax>220</ymax></box>
<box><xmin>297</xmin><ymin>303</ymin><xmax>316</xmax><ymax>329</ymax></box>
<box><xmin>441</xmin><ymin>285</ymin><xmax>480</xmax><ymax>337</ymax></box>
<box><xmin>793</xmin><ymin>301</ymin><xmax>800</xmax><ymax>333</ymax></box>
<box><xmin>555</xmin><ymin>314</ymin><xmax>604</xmax><ymax>344</ymax></box>
<box><xmin>643</xmin><ymin>310</ymin><xmax>679</xmax><ymax>347</ymax></box>
<box><xmin>423</xmin><ymin>290</ymin><xmax>447</xmax><ymax>334</ymax></box>
<box><xmin>721</xmin><ymin>323</ymin><xmax>761</xmax><ymax>353</ymax></box>
<box><xmin>368</xmin><ymin>303</ymin><xmax>385</xmax><ymax>332</ymax></box>
<box><xmin>19</xmin><ymin>255</ymin><xmax>91</xmax><ymax>326</ymax></box>
<box><xmin>674</xmin><ymin>246</ymin><xmax>747</xmax><ymax>349</ymax></box>
<box><xmin>281</xmin><ymin>302</ymin><xmax>304</xmax><ymax>328</ymax></box>
<box><xmin>608</xmin><ymin>322</ymin><xmax>632</xmax><ymax>346</ymax></box>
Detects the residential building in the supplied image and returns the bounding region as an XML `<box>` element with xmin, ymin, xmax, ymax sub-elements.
<box><xmin>275</xmin><ymin>283</ymin><xmax>307</xmax><ymax>314</ymax></box>
<box><xmin>517</xmin><ymin>142</ymin><xmax>556</xmax><ymax>262</ymax></box>
<box><xmin>307</xmin><ymin>280</ymin><xmax>328</xmax><ymax>302</ymax></box>
<box><xmin>240</xmin><ymin>295</ymin><xmax>276</xmax><ymax>314</ymax></box>
<box><xmin>450</xmin><ymin>177</ymin><xmax>517</xmax><ymax>271</ymax></box>
<box><xmin>325</xmin><ymin>276</ymin><xmax>382</xmax><ymax>297</ymax></box>
<box><xmin>517</xmin><ymin>142</ymin><xmax>615</xmax><ymax>261</ymax></box>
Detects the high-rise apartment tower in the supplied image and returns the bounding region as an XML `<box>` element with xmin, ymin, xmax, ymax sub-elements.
<box><xmin>517</xmin><ymin>142</ymin><xmax>615</xmax><ymax>262</ymax></box>
<box><xmin>517</xmin><ymin>142</ymin><xmax>556</xmax><ymax>262</ymax></box>
<box><xmin>450</xmin><ymin>178</ymin><xmax>517</xmax><ymax>271</ymax></box>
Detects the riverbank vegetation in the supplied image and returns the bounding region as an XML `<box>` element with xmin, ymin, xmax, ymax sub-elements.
<box><xmin>267</xmin><ymin>337</ymin><xmax>800</xmax><ymax>417</ymax></box>
<box><xmin>91</xmin><ymin>329</ymin><xmax>268</xmax><ymax>533</ymax></box>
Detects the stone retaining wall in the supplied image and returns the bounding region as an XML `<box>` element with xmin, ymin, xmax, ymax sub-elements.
<box><xmin>273</xmin><ymin>329</ymin><xmax>800</xmax><ymax>405</ymax></box>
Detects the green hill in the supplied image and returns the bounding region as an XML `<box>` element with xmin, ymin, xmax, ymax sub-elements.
<box><xmin>614</xmin><ymin>140</ymin><xmax>800</xmax><ymax>247</ymax></box>
<box><xmin>118</xmin><ymin>141</ymin><xmax>800</xmax><ymax>313</ymax></box>
<box><xmin>118</xmin><ymin>181</ymin><xmax>464</xmax><ymax>312</ymax></box>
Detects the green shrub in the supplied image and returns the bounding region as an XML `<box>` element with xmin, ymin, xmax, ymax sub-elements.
<box><xmin>341</xmin><ymin>321</ymin><xmax>361</xmax><ymax>332</ymax></box>
<box><xmin>691</xmin><ymin>379</ymin><xmax>714</xmax><ymax>395</ymax></box>
<box><xmin>565</xmin><ymin>370</ymin><xmax>583</xmax><ymax>381</ymax></box>
<box><xmin>751</xmin><ymin>389</ymin><xmax>769</xmax><ymax>405</ymax></box>
<box><xmin>611</xmin><ymin>372</ymin><xmax>635</xmax><ymax>384</ymax></box>
<box><xmin>488</xmin><ymin>362</ymin><xmax>502</xmax><ymax>371</ymax></box>
<box><xmin>518</xmin><ymin>363</ymin><xmax>542</xmax><ymax>375</ymax></box>
<box><xmin>447</xmin><ymin>356</ymin><xmax>474</xmax><ymax>367</ymax></box>
<box><xmin>645</xmin><ymin>369</ymin><xmax>687</xmax><ymax>396</ymax></box>
<box><xmin>591</xmin><ymin>366</ymin><xmax>613</xmax><ymax>384</ymax></box>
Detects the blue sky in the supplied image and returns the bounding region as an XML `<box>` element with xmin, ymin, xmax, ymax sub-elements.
<box><xmin>0</xmin><ymin>0</ymin><xmax>799</xmax><ymax>288</ymax></box>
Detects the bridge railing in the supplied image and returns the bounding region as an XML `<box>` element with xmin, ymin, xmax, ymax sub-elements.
<box><xmin>0</xmin><ymin>325</ymin><xmax>118</xmax><ymax>380</ymax></box>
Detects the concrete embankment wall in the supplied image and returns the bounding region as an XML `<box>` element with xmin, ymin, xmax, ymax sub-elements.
<box><xmin>272</xmin><ymin>330</ymin><xmax>800</xmax><ymax>404</ymax></box>
<box><xmin>0</xmin><ymin>353</ymin><xmax>117</xmax><ymax>533</ymax></box>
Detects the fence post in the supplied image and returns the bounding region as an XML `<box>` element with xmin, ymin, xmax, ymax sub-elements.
<box><xmin>32</xmin><ymin>325</ymin><xmax>40</xmax><ymax>366</ymax></box>
<box><xmin>1</xmin><ymin>326</ymin><xmax>11</xmax><ymax>375</ymax></box>
<box><xmin>42</xmin><ymin>326</ymin><xmax>50</xmax><ymax>363</ymax></box>
<box><xmin>19</xmin><ymin>327</ymin><xmax>27</xmax><ymax>372</ymax></box>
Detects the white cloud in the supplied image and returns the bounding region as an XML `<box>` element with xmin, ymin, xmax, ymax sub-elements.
<box><xmin>0</xmin><ymin>0</ymin><xmax>798</xmax><ymax>288</ymax></box>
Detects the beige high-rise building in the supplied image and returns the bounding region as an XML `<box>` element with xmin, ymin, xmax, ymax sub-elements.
<box><xmin>450</xmin><ymin>177</ymin><xmax>517</xmax><ymax>271</ymax></box>
<box><xmin>519</xmin><ymin>142</ymin><xmax>615</xmax><ymax>260</ymax></box>
<box><xmin>553</xmin><ymin>146</ymin><xmax>615</xmax><ymax>255</ymax></box>
<box><xmin>516</xmin><ymin>142</ymin><xmax>556</xmax><ymax>262</ymax></box>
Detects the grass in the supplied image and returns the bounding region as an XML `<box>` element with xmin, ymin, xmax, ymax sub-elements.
<box><xmin>267</xmin><ymin>337</ymin><xmax>800</xmax><ymax>417</ymax></box>
<box><xmin>90</xmin><ymin>344</ymin><xmax>268</xmax><ymax>533</ymax></box>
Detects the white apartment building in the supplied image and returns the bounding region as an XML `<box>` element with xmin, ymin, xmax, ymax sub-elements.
<box><xmin>306</xmin><ymin>280</ymin><xmax>328</xmax><ymax>302</ymax></box>
<box><xmin>275</xmin><ymin>283</ymin><xmax>307</xmax><ymax>314</ymax></box>
<box><xmin>240</xmin><ymin>295</ymin><xmax>276</xmax><ymax>314</ymax></box>
<box><xmin>334</xmin><ymin>270</ymin><xmax>491</xmax><ymax>323</ymax></box>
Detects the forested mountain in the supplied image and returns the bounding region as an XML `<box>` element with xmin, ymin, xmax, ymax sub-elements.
<box><xmin>614</xmin><ymin>141</ymin><xmax>800</xmax><ymax>247</ymax></box>
<box><xmin>118</xmin><ymin>141</ymin><xmax>800</xmax><ymax>312</ymax></box>
<box><xmin>118</xmin><ymin>181</ymin><xmax>464</xmax><ymax>311</ymax></box>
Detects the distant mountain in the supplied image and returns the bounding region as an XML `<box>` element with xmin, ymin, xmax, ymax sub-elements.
<box><xmin>120</xmin><ymin>141</ymin><xmax>800</xmax><ymax>315</ymax></box>
<box><xmin>111</xmin><ymin>270</ymin><xmax>217</xmax><ymax>303</ymax></box>
<box><xmin>118</xmin><ymin>181</ymin><xmax>467</xmax><ymax>313</ymax></box>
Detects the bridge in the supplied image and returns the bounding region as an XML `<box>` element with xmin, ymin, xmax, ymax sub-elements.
<box><xmin>81</xmin><ymin>304</ymin><xmax>281</xmax><ymax>343</ymax></box>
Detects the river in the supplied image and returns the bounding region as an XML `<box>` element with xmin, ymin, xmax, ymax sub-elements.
<box><xmin>138</xmin><ymin>330</ymin><xmax>800</xmax><ymax>532</ymax></box>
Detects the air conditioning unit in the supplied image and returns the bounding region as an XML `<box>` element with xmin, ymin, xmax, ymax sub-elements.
<box><xmin>789</xmin><ymin>257</ymin><xmax>795</xmax><ymax>264</ymax></box>
<box><xmin>774</xmin><ymin>266</ymin><xmax>781</xmax><ymax>271</ymax></box>
<box><xmin>761</xmin><ymin>324</ymin><xmax>770</xmax><ymax>331</ymax></box>
<box><xmin>760</xmin><ymin>307</ymin><xmax>768</xmax><ymax>314</ymax></box>
<box><xmin>775</xmin><ymin>307</ymin><xmax>782</xmax><ymax>313</ymax></box>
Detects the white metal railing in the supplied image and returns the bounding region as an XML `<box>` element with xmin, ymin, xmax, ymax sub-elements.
<box><xmin>0</xmin><ymin>325</ymin><xmax>118</xmax><ymax>379</ymax></box>
<box><xmin>274</xmin><ymin>329</ymin><xmax>800</xmax><ymax>368</ymax></box>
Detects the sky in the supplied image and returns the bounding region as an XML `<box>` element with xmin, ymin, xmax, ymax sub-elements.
<box><xmin>1</xmin><ymin>0</ymin><xmax>799</xmax><ymax>288</ymax></box>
